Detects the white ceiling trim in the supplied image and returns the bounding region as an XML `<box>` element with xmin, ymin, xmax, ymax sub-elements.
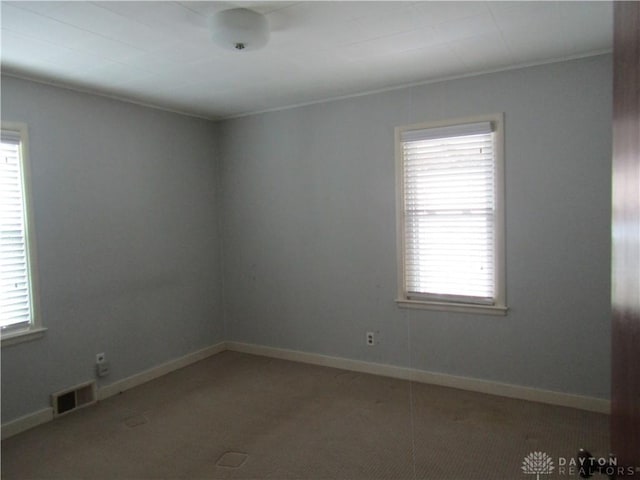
<box><xmin>1</xmin><ymin>48</ymin><xmax>611</xmax><ymax>123</ymax></box>
<box><xmin>219</xmin><ymin>49</ymin><xmax>613</xmax><ymax>121</ymax></box>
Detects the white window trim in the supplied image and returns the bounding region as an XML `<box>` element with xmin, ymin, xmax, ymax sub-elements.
<box><xmin>395</xmin><ymin>113</ymin><xmax>507</xmax><ymax>315</ymax></box>
<box><xmin>1</xmin><ymin>121</ymin><xmax>46</xmax><ymax>347</ymax></box>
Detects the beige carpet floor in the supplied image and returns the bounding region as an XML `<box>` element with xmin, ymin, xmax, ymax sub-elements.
<box><xmin>1</xmin><ymin>351</ymin><xmax>609</xmax><ymax>479</ymax></box>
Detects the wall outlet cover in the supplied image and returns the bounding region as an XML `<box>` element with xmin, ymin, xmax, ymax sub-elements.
<box><xmin>96</xmin><ymin>362</ymin><xmax>110</xmax><ymax>377</ymax></box>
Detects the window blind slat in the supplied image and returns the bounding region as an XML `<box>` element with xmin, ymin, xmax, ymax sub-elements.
<box><xmin>400</xmin><ymin>122</ymin><xmax>492</xmax><ymax>143</ymax></box>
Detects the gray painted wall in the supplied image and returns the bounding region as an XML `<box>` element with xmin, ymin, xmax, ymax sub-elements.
<box><xmin>1</xmin><ymin>76</ymin><xmax>224</xmax><ymax>423</ymax></box>
<box><xmin>219</xmin><ymin>55</ymin><xmax>612</xmax><ymax>399</ymax></box>
<box><xmin>0</xmin><ymin>54</ymin><xmax>613</xmax><ymax>425</ymax></box>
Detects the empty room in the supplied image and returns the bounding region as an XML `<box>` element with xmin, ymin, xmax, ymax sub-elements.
<box><xmin>1</xmin><ymin>1</ymin><xmax>639</xmax><ymax>479</ymax></box>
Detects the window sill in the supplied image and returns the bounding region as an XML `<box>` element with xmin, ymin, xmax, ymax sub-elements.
<box><xmin>1</xmin><ymin>327</ymin><xmax>47</xmax><ymax>347</ymax></box>
<box><xmin>396</xmin><ymin>299</ymin><xmax>508</xmax><ymax>316</ymax></box>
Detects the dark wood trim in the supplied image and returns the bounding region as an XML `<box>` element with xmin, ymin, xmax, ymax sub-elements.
<box><xmin>611</xmin><ymin>0</ymin><xmax>640</xmax><ymax>470</ymax></box>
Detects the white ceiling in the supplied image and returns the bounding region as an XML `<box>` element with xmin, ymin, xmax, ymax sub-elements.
<box><xmin>1</xmin><ymin>1</ymin><xmax>613</xmax><ymax>120</ymax></box>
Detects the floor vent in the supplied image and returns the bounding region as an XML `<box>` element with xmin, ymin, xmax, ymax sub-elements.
<box><xmin>51</xmin><ymin>381</ymin><xmax>97</xmax><ymax>417</ymax></box>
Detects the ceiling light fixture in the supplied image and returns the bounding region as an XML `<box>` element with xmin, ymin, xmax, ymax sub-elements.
<box><xmin>209</xmin><ymin>8</ymin><xmax>269</xmax><ymax>52</ymax></box>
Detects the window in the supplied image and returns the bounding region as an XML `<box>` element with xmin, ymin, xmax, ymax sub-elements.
<box><xmin>395</xmin><ymin>114</ymin><xmax>506</xmax><ymax>315</ymax></box>
<box><xmin>1</xmin><ymin>123</ymin><xmax>44</xmax><ymax>345</ymax></box>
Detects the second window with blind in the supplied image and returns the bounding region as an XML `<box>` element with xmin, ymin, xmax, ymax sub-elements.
<box><xmin>395</xmin><ymin>114</ymin><xmax>507</xmax><ymax>315</ymax></box>
<box><xmin>1</xmin><ymin>123</ymin><xmax>44</xmax><ymax>346</ymax></box>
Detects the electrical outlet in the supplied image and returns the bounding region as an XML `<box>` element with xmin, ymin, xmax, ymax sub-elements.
<box><xmin>366</xmin><ymin>331</ymin><xmax>375</xmax><ymax>346</ymax></box>
<box><xmin>96</xmin><ymin>362</ymin><xmax>110</xmax><ymax>377</ymax></box>
<box><xmin>96</xmin><ymin>353</ymin><xmax>106</xmax><ymax>364</ymax></box>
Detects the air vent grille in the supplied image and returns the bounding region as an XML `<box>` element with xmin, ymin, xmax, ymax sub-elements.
<box><xmin>51</xmin><ymin>381</ymin><xmax>97</xmax><ymax>417</ymax></box>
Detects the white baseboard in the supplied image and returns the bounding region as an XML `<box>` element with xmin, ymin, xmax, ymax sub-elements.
<box><xmin>1</xmin><ymin>339</ymin><xmax>609</xmax><ymax>441</ymax></box>
<box><xmin>98</xmin><ymin>342</ymin><xmax>226</xmax><ymax>401</ymax></box>
<box><xmin>1</xmin><ymin>408</ymin><xmax>53</xmax><ymax>440</ymax></box>
<box><xmin>1</xmin><ymin>343</ymin><xmax>226</xmax><ymax>440</ymax></box>
<box><xmin>225</xmin><ymin>341</ymin><xmax>610</xmax><ymax>414</ymax></box>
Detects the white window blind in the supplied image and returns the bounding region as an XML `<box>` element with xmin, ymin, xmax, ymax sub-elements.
<box><xmin>400</xmin><ymin>121</ymin><xmax>497</xmax><ymax>305</ymax></box>
<box><xmin>1</xmin><ymin>130</ymin><xmax>33</xmax><ymax>330</ymax></box>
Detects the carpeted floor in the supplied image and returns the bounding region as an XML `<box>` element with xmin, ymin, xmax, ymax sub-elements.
<box><xmin>1</xmin><ymin>351</ymin><xmax>609</xmax><ymax>479</ymax></box>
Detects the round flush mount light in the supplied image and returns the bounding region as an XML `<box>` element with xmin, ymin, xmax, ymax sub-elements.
<box><xmin>209</xmin><ymin>8</ymin><xmax>269</xmax><ymax>52</ymax></box>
